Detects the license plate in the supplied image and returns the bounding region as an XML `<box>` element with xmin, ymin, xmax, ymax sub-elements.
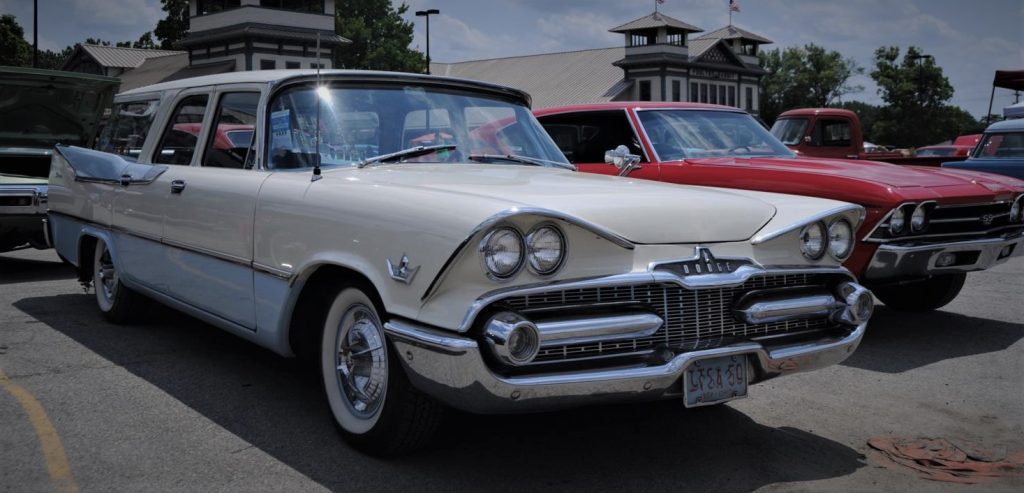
<box><xmin>683</xmin><ymin>355</ymin><xmax>748</xmax><ymax>407</ymax></box>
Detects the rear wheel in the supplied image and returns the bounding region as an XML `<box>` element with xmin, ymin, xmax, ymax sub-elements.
<box><xmin>320</xmin><ymin>287</ymin><xmax>442</xmax><ymax>456</ymax></box>
<box><xmin>872</xmin><ymin>273</ymin><xmax>967</xmax><ymax>312</ymax></box>
<box><xmin>92</xmin><ymin>238</ymin><xmax>143</xmax><ymax>323</ymax></box>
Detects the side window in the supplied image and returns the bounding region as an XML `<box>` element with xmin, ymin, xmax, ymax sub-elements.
<box><xmin>154</xmin><ymin>95</ymin><xmax>209</xmax><ymax>165</ymax></box>
<box><xmin>95</xmin><ymin>100</ymin><xmax>160</xmax><ymax>160</ymax></box>
<box><xmin>537</xmin><ymin>111</ymin><xmax>644</xmax><ymax>163</ymax></box>
<box><xmin>815</xmin><ymin>119</ymin><xmax>852</xmax><ymax>147</ymax></box>
<box><xmin>202</xmin><ymin>92</ymin><xmax>259</xmax><ymax>169</ymax></box>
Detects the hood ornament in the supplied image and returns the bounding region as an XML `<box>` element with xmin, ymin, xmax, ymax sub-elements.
<box><xmin>387</xmin><ymin>254</ymin><xmax>419</xmax><ymax>284</ymax></box>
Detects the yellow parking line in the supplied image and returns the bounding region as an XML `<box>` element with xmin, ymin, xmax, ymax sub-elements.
<box><xmin>0</xmin><ymin>369</ymin><xmax>80</xmax><ymax>493</ymax></box>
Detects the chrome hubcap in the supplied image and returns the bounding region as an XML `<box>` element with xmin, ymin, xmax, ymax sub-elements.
<box><xmin>97</xmin><ymin>247</ymin><xmax>117</xmax><ymax>301</ymax></box>
<box><xmin>335</xmin><ymin>304</ymin><xmax>387</xmax><ymax>417</ymax></box>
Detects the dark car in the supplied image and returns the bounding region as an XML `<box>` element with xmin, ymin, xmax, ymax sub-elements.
<box><xmin>943</xmin><ymin>119</ymin><xmax>1024</xmax><ymax>179</ymax></box>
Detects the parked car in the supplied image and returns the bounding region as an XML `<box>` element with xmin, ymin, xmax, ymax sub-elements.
<box><xmin>534</xmin><ymin>103</ymin><xmax>1024</xmax><ymax>311</ymax></box>
<box><xmin>916</xmin><ymin>134</ymin><xmax>982</xmax><ymax>158</ymax></box>
<box><xmin>769</xmin><ymin>108</ymin><xmax>969</xmax><ymax>167</ymax></box>
<box><xmin>0</xmin><ymin>66</ymin><xmax>118</xmax><ymax>252</ymax></box>
<box><xmin>48</xmin><ymin>71</ymin><xmax>873</xmax><ymax>455</ymax></box>
<box><xmin>942</xmin><ymin>119</ymin><xmax>1024</xmax><ymax>179</ymax></box>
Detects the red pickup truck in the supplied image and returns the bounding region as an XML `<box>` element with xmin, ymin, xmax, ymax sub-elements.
<box><xmin>769</xmin><ymin>108</ymin><xmax>969</xmax><ymax>167</ymax></box>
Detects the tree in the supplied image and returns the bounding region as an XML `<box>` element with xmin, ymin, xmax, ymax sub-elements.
<box><xmin>0</xmin><ymin>14</ymin><xmax>31</xmax><ymax>67</ymax></box>
<box><xmin>758</xmin><ymin>43</ymin><xmax>862</xmax><ymax>125</ymax></box>
<box><xmin>133</xmin><ymin>32</ymin><xmax>157</xmax><ymax>49</ymax></box>
<box><xmin>334</xmin><ymin>0</ymin><xmax>426</xmax><ymax>73</ymax></box>
<box><xmin>154</xmin><ymin>0</ymin><xmax>190</xmax><ymax>50</ymax></box>
<box><xmin>869</xmin><ymin>46</ymin><xmax>957</xmax><ymax>147</ymax></box>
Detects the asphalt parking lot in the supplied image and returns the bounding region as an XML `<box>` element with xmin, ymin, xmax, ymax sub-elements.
<box><xmin>1</xmin><ymin>248</ymin><xmax>1022</xmax><ymax>492</ymax></box>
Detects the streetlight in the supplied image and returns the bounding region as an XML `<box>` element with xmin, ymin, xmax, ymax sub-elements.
<box><xmin>908</xmin><ymin>53</ymin><xmax>933</xmax><ymax>105</ymax></box>
<box><xmin>415</xmin><ymin>9</ymin><xmax>440</xmax><ymax>75</ymax></box>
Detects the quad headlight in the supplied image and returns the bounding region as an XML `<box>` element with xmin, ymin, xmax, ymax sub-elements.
<box><xmin>480</xmin><ymin>227</ymin><xmax>524</xmax><ymax>279</ymax></box>
<box><xmin>889</xmin><ymin>206</ymin><xmax>908</xmax><ymax>235</ymax></box>
<box><xmin>526</xmin><ymin>224</ymin><xmax>566</xmax><ymax>275</ymax></box>
<box><xmin>799</xmin><ymin>221</ymin><xmax>828</xmax><ymax>260</ymax></box>
<box><xmin>1011</xmin><ymin>196</ymin><xmax>1023</xmax><ymax>223</ymax></box>
<box><xmin>910</xmin><ymin>203</ymin><xmax>931</xmax><ymax>233</ymax></box>
<box><xmin>827</xmin><ymin>219</ymin><xmax>854</xmax><ymax>260</ymax></box>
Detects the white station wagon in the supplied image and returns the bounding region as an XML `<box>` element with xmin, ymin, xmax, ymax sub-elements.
<box><xmin>48</xmin><ymin>70</ymin><xmax>874</xmax><ymax>455</ymax></box>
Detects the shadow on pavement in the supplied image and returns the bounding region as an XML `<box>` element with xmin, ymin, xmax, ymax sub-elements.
<box><xmin>841</xmin><ymin>306</ymin><xmax>1024</xmax><ymax>374</ymax></box>
<box><xmin>0</xmin><ymin>251</ymin><xmax>76</xmax><ymax>285</ymax></box>
<box><xmin>16</xmin><ymin>293</ymin><xmax>864</xmax><ymax>491</ymax></box>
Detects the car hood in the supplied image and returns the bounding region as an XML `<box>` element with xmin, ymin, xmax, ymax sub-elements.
<box><xmin>333</xmin><ymin>164</ymin><xmax>778</xmax><ymax>244</ymax></box>
<box><xmin>685</xmin><ymin>155</ymin><xmax>1024</xmax><ymax>191</ymax></box>
<box><xmin>0</xmin><ymin>67</ymin><xmax>119</xmax><ymax>149</ymax></box>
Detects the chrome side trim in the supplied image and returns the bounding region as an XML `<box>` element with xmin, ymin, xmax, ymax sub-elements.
<box><xmin>420</xmin><ymin>207</ymin><xmax>635</xmax><ymax>302</ymax></box>
<box><xmin>751</xmin><ymin>204</ymin><xmax>865</xmax><ymax>245</ymax></box>
<box><xmin>536</xmin><ymin>313</ymin><xmax>663</xmax><ymax>346</ymax></box>
<box><xmin>386</xmin><ymin>317</ymin><xmax>866</xmax><ymax>414</ymax></box>
<box><xmin>161</xmin><ymin>237</ymin><xmax>251</xmax><ymax>268</ymax></box>
<box><xmin>252</xmin><ymin>262</ymin><xmax>293</xmax><ymax>280</ymax></box>
<box><xmin>456</xmin><ymin>265</ymin><xmax>854</xmax><ymax>332</ymax></box>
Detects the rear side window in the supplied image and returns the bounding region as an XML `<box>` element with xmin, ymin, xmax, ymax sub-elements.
<box><xmin>154</xmin><ymin>95</ymin><xmax>209</xmax><ymax>165</ymax></box>
<box><xmin>95</xmin><ymin>100</ymin><xmax>160</xmax><ymax>161</ymax></box>
<box><xmin>202</xmin><ymin>92</ymin><xmax>259</xmax><ymax>169</ymax></box>
<box><xmin>814</xmin><ymin>119</ymin><xmax>852</xmax><ymax>147</ymax></box>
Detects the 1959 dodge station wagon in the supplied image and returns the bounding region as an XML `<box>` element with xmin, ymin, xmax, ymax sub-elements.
<box><xmin>49</xmin><ymin>71</ymin><xmax>873</xmax><ymax>456</ymax></box>
<box><xmin>535</xmin><ymin>103</ymin><xmax>1024</xmax><ymax>311</ymax></box>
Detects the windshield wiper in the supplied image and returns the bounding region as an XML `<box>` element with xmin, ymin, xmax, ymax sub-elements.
<box><xmin>467</xmin><ymin>153</ymin><xmax>576</xmax><ymax>170</ymax></box>
<box><xmin>356</xmin><ymin>144</ymin><xmax>457</xmax><ymax>169</ymax></box>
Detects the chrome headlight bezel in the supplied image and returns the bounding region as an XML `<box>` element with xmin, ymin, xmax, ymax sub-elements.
<box><xmin>826</xmin><ymin>218</ymin><xmax>854</xmax><ymax>261</ymax></box>
<box><xmin>799</xmin><ymin>221</ymin><xmax>828</xmax><ymax>260</ymax></box>
<box><xmin>1011</xmin><ymin>195</ymin><xmax>1024</xmax><ymax>223</ymax></box>
<box><xmin>525</xmin><ymin>223</ymin><xmax>567</xmax><ymax>276</ymax></box>
<box><xmin>888</xmin><ymin>204</ymin><xmax>910</xmax><ymax>235</ymax></box>
<box><xmin>479</xmin><ymin>226</ymin><xmax>525</xmax><ymax>280</ymax></box>
<box><xmin>910</xmin><ymin>202</ymin><xmax>932</xmax><ymax>233</ymax></box>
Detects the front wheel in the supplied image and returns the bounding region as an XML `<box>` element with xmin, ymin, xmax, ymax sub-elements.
<box><xmin>92</xmin><ymin>238</ymin><xmax>142</xmax><ymax>323</ymax></box>
<box><xmin>320</xmin><ymin>287</ymin><xmax>443</xmax><ymax>456</ymax></box>
<box><xmin>871</xmin><ymin>273</ymin><xmax>967</xmax><ymax>312</ymax></box>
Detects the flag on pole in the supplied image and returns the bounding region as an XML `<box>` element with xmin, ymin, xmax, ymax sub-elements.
<box><xmin>657</xmin><ymin>0</ymin><xmax>665</xmax><ymax>4</ymax></box>
<box><xmin>730</xmin><ymin>0</ymin><xmax>740</xmax><ymax>12</ymax></box>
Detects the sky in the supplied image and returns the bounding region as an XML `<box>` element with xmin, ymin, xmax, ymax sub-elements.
<box><xmin>2</xmin><ymin>0</ymin><xmax>1022</xmax><ymax>117</ymax></box>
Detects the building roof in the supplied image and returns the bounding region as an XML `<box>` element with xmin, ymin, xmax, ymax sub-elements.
<box><xmin>66</xmin><ymin>44</ymin><xmax>184</xmax><ymax>70</ymax></box>
<box><xmin>116</xmin><ymin>53</ymin><xmax>190</xmax><ymax>92</ymax></box>
<box><xmin>431</xmin><ymin>47</ymin><xmax>630</xmax><ymax>109</ymax></box>
<box><xmin>609</xmin><ymin>12</ymin><xmax>702</xmax><ymax>33</ymax></box>
<box><xmin>695</xmin><ymin>25</ymin><xmax>773</xmax><ymax>44</ymax></box>
<box><xmin>178</xmin><ymin>23</ymin><xmax>349</xmax><ymax>47</ymax></box>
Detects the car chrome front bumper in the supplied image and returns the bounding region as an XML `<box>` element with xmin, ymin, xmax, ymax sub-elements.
<box><xmin>384</xmin><ymin>318</ymin><xmax>865</xmax><ymax>414</ymax></box>
<box><xmin>864</xmin><ymin>234</ymin><xmax>1024</xmax><ymax>281</ymax></box>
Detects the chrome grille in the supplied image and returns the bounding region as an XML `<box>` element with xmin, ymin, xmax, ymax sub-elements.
<box><xmin>501</xmin><ymin>273</ymin><xmax>835</xmax><ymax>363</ymax></box>
<box><xmin>870</xmin><ymin>201</ymin><xmax>1022</xmax><ymax>241</ymax></box>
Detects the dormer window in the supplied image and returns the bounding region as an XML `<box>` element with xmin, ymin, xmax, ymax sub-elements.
<box><xmin>666</xmin><ymin>33</ymin><xmax>685</xmax><ymax>47</ymax></box>
<box><xmin>740</xmin><ymin>41</ymin><xmax>758</xmax><ymax>56</ymax></box>
<box><xmin>197</xmin><ymin>0</ymin><xmax>240</xmax><ymax>15</ymax></box>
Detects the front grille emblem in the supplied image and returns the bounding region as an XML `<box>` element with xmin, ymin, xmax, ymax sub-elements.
<box><xmin>653</xmin><ymin>247</ymin><xmax>751</xmax><ymax>276</ymax></box>
<box><xmin>980</xmin><ymin>214</ymin><xmax>995</xmax><ymax>225</ymax></box>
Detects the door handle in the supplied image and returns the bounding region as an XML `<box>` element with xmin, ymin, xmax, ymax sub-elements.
<box><xmin>170</xmin><ymin>180</ymin><xmax>186</xmax><ymax>194</ymax></box>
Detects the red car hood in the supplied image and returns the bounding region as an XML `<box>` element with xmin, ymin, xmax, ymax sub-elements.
<box><xmin>684</xmin><ymin>156</ymin><xmax>1024</xmax><ymax>192</ymax></box>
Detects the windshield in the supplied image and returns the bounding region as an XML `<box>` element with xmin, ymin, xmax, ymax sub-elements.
<box><xmin>973</xmin><ymin>132</ymin><xmax>1024</xmax><ymax>159</ymax></box>
<box><xmin>637</xmin><ymin>110</ymin><xmax>795</xmax><ymax>160</ymax></box>
<box><xmin>265</xmin><ymin>84</ymin><xmax>567</xmax><ymax>170</ymax></box>
<box><xmin>769</xmin><ymin>118</ymin><xmax>809</xmax><ymax>145</ymax></box>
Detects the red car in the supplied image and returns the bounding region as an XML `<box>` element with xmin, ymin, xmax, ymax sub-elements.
<box><xmin>535</xmin><ymin>103</ymin><xmax>1024</xmax><ymax>311</ymax></box>
<box><xmin>915</xmin><ymin>134</ymin><xmax>982</xmax><ymax>158</ymax></box>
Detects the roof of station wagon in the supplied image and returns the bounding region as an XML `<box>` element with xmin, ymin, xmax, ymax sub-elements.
<box><xmin>117</xmin><ymin>69</ymin><xmax>533</xmax><ymax>105</ymax></box>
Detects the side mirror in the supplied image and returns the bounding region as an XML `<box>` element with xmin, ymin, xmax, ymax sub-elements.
<box><xmin>604</xmin><ymin>145</ymin><xmax>642</xmax><ymax>176</ymax></box>
<box><xmin>803</xmin><ymin>135</ymin><xmax>812</xmax><ymax>144</ymax></box>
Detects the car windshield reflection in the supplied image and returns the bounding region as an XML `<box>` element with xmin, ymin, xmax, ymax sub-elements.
<box><xmin>266</xmin><ymin>84</ymin><xmax>569</xmax><ymax>170</ymax></box>
<box><xmin>638</xmin><ymin>110</ymin><xmax>795</xmax><ymax>160</ymax></box>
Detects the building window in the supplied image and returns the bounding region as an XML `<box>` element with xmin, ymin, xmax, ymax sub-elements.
<box><xmin>666</xmin><ymin>33</ymin><xmax>685</xmax><ymax>47</ymax></box>
<box><xmin>639</xmin><ymin>81</ymin><xmax>652</xmax><ymax>101</ymax></box>
<box><xmin>745</xmin><ymin>87</ymin><xmax>754</xmax><ymax>111</ymax></box>
<box><xmin>700</xmin><ymin>83</ymin><xmax>708</xmax><ymax>103</ymax></box>
<box><xmin>629</xmin><ymin>30</ymin><xmax>656</xmax><ymax>47</ymax></box>
<box><xmin>709</xmin><ymin>84</ymin><xmax>717</xmax><ymax>104</ymax></box>
<box><xmin>285</xmin><ymin>61</ymin><xmax>300</xmax><ymax>69</ymax></box>
<box><xmin>259</xmin><ymin>1</ymin><xmax>324</xmax><ymax>13</ymax></box>
<box><xmin>728</xmin><ymin>86</ymin><xmax>736</xmax><ymax>107</ymax></box>
<box><xmin>197</xmin><ymin>0</ymin><xmax>240</xmax><ymax>15</ymax></box>
<box><xmin>310</xmin><ymin>62</ymin><xmax>325</xmax><ymax>69</ymax></box>
<box><xmin>718</xmin><ymin>86</ymin><xmax>726</xmax><ymax>106</ymax></box>
<box><xmin>672</xmin><ymin>81</ymin><xmax>681</xmax><ymax>102</ymax></box>
<box><xmin>690</xmin><ymin>82</ymin><xmax>698</xmax><ymax>102</ymax></box>
<box><xmin>260</xmin><ymin>59</ymin><xmax>276</xmax><ymax>70</ymax></box>
<box><xmin>741</xmin><ymin>42</ymin><xmax>757</xmax><ymax>56</ymax></box>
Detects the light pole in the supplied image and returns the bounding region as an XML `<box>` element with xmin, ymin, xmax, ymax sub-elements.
<box><xmin>908</xmin><ymin>53</ymin><xmax>933</xmax><ymax>105</ymax></box>
<box><xmin>415</xmin><ymin>9</ymin><xmax>439</xmax><ymax>75</ymax></box>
